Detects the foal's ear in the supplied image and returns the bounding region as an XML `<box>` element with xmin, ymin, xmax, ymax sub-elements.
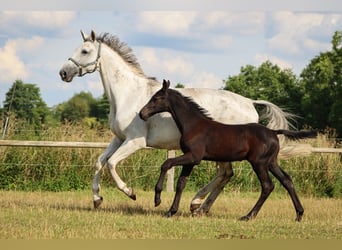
<box><xmin>162</xmin><ymin>79</ymin><xmax>170</xmax><ymax>91</ymax></box>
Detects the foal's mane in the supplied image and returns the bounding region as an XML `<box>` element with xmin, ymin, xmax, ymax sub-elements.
<box><xmin>96</xmin><ymin>33</ymin><xmax>154</xmax><ymax>79</ymax></box>
<box><xmin>169</xmin><ymin>89</ymin><xmax>213</xmax><ymax>120</ymax></box>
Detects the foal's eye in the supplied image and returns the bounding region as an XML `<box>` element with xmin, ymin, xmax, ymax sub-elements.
<box><xmin>81</xmin><ymin>49</ymin><xmax>88</xmax><ymax>55</ymax></box>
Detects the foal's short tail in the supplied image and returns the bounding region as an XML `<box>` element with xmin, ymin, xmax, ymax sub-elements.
<box><xmin>276</xmin><ymin>130</ymin><xmax>317</xmax><ymax>141</ymax></box>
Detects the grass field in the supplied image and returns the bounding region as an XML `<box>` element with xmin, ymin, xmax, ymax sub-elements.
<box><xmin>0</xmin><ymin>188</ymin><xmax>341</xmax><ymax>239</ymax></box>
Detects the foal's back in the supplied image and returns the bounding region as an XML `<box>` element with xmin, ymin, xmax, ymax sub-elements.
<box><xmin>197</xmin><ymin>121</ymin><xmax>279</xmax><ymax>163</ymax></box>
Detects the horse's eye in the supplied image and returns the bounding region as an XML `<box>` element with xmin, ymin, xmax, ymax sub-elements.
<box><xmin>81</xmin><ymin>49</ymin><xmax>88</xmax><ymax>55</ymax></box>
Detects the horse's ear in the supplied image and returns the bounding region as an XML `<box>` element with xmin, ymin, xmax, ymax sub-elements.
<box><xmin>80</xmin><ymin>30</ymin><xmax>87</xmax><ymax>41</ymax></box>
<box><xmin>90</xmin><ymin>30</ymin><xmax>96</xmax><ymax>42</ymax></box>
<box><xmin>162</xmin><ymin>79</ymin><xmax>170</xmax><ymax>91</ymax></box>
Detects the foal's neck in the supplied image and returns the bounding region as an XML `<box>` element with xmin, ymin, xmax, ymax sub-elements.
<box><xmin>168</xmin><ymin>91</ymin><xmax>207</xmax><ymax>133</ymax></box>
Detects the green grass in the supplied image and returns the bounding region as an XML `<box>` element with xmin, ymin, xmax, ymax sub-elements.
<box><xmin>0</xmin><ymin>189</ymin><xmax>341</xmax><ymax>239</ymax></box>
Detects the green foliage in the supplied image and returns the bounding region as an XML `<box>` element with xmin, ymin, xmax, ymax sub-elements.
<box><xmin>54</xmin><ymin>92</ymin><xmax>110</xmax><ymax>128</ymax></box>
<box><xmin>224</xmin><ymin>61</ymin><xmax>303</xmax><ymax>122</ymax></box>
<box><xmin>300</xmin><ymin>30</ymin><xmax>342</xmax><ymax>135</ymax></box>
<box><xmin>1</xmin><ymin>80</ymin><xmax>50</xmax><ymax>130</ymax></box>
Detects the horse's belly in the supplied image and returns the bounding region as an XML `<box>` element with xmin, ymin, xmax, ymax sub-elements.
<box><xmin>146</xmin><ymin>113</ymin><xmax>181</xmax><ymax>150</ymax></box>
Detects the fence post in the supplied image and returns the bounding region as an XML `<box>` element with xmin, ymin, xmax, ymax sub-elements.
<box><xmin>166</xmin><ymin>150</ymin><xmax>175</xmax><ymax>192</ymax></box>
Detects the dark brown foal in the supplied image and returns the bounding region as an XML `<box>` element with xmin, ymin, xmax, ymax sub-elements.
<box><xmin>139</xmin><ymin>80</ymin><xmax>317</xmax><ymax>221</ymax></box>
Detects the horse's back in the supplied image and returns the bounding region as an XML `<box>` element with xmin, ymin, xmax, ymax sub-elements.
<box><xmin>178</xmin><ymin>88</ymin><xmax>258</xmax><ymax>124</ymax></box>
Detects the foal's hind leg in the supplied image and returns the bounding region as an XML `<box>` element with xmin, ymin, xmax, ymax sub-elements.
<box><xmin>240</xmin><ymin>163</ymin><xmax>274</xmax><ymax>221</ymax></box>
<box><xmin>191</xmin><ymin>162</ymin><xmax>234</xmax><ymax>215</ymax></box>
<box><xmin>269</xmin><ymin>163</ymin><xmax>304</xmax><ymax>222</ymax></box>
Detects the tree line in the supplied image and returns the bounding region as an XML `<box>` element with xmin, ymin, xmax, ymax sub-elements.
<box><xmin>1</xmin><ymin>31</ymin><xmax>341</xmax><ymax>136</ymax></box>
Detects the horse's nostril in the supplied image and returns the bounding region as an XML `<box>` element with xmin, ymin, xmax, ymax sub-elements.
<box><xmin>59</xmin><ymin>70</ymin><xmax>67</xmax><ymax>79</ymax></box>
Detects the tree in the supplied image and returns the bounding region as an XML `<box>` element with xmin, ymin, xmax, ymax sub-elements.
<box><xmin>175</xmin><ymin>83</ymin><xmax>185</xmax><ymax>88</ymax></box>
<box><xmin>91</xmin><ymin>93</ymin><xmax>110</xmax><ymax>125</ymax></box>
<box><xmin>1</xmin><ymin>80</ymin><xmax>50</xmax><ymax>128</ymax></box>
<box><xmin>57</xmin><ymin>92</ymin><xmax>96</xmax><ymax>123</ymax></box>
<box><xmin>224</xmin><ymin>61</ymin><xmax>304</xmax><ymax>124</ymax></box>
<box><xmin>300</xmin><ymin>31</ymin><xmax>342</xmax><ymax>135</ymax></box>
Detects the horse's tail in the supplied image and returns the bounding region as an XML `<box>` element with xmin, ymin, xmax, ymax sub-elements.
<box><xmin>252</xmin><ymin>100</ymin><xmax>315</xmax><ymax>159</ymax></box>
<box><xmin>252</xmin><ymin>100</ymin><xmax>295</xmax><ymax>131</ymax></box>
<box><xmin>276</xmin><ymin>130</ymin><xmax>318</xmax><ymax>140</ymax></box>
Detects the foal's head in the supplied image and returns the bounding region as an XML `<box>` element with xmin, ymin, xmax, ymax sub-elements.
<box><xmin>139</xmin><ymin>79</ymin><xmax>171</xmax><ymax>121</ymax></box>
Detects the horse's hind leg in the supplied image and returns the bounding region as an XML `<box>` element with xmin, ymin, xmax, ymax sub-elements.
<box><xmin>269</xmin><ymin>163</ymin><xmax>304</xmax><ymax>221</ymax></box>
<box><xmin>240</xmin><ymin>162</ymin><xmax>274</xmax><ymax>221</ymax></box>
<box><xmin>191</xmin><ymin>162</ymin><xmax>233</xmax><ymax>215</ymax></box>
<box><xmin>106</xmin><ymin>137</ymin><xmax>147</xmax><ymax>201</ymax></box>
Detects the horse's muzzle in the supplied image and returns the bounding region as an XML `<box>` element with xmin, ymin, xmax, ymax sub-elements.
<box><xmin>139</xmin><ymin>110</ymin><xmax>148</xmax><ymax>121</ymax></box>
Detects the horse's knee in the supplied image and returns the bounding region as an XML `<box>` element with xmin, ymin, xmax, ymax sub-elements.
<box><xmin>95</xmin><ymin>159</ymin><xmax>103</xmax><ymax>171</ymax></box>
<box><xmin>262</xmin><ymin>182</ymin><xmax>275</xmax><ymax>194</ymax></box>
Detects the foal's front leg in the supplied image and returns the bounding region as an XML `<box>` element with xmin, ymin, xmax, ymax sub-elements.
<box><xmin>155</xmin><ymin>153</ymin><xmax>199</xmax><ymax>212</ymax></box>
<box><xmin>165</xmin><ymin>164</ymin><xmax>194</xmax><ymax>217</ymax></box>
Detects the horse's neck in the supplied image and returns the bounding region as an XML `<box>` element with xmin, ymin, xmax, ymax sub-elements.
<box><xmin>169</xmin><ymin>93</ymin><xmax>204</xmax><ymax>133</ymax></box>
<box><xmin>98</xmin><ymin>45</ymin><xmax>155</xmax><ymax>115</ymax></box>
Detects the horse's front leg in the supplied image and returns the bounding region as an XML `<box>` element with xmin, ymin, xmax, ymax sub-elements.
<box><xmin>93</xmin><ymin>137</ymin><xmax>122</xmax><ymax>208</ymax></box>
<box><xmin>106</xmin><ymin>137</ymin><xmax>146</xmax><ymax>200</ymax></box>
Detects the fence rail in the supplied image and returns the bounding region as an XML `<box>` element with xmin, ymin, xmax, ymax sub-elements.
<box><xmin>1</xmin><ymin>140</ymin><xmax>342</xmax><ymax>153</ymax></box>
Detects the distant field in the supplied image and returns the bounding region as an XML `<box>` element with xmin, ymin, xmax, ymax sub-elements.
<box><xmin>0</xmin><ymin>189</ymin><xmax>341</xmax><ymax>239</ymax></box>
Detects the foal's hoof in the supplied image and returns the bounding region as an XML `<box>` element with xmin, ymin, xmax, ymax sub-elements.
<box><xmin>239</xmin><ymin>215</ymin><xmax>252</xmax><ymax>221</ymax></box>
<box><xmin>190</xmin><ymin>203</ymin><xmax>201</xmax><ymax>213</ymax></box>
<box><xmin>129</xmin><ymin>188</ymin><xmax>136</xmax><ymax>201</ymax></box>
<box><xmin>93</xmin><ymin>196</ymin><xmax>103</xmax><ymax>209</ymax></box>
<box><xmin>163</xmin><ymin>211</ymin><xmax>174</xmax><ymax>218</ymax></box>
<box><xmin>155</xmin><ymin>198</ymin><xmax>161</xmax><ymax>207</ymax></box>
<box><xmin>295</xmin><ymin>211</ymin><xmax>304</xmax><ymax>222</ymax></box>
<box><xmin>191</xmin><ymin>209</ymin><xmax>208</xmax><ymax>217</ymax></box>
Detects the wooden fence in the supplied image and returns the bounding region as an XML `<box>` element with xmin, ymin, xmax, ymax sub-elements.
<box><xmin>0</xmin><ymin>139</ymin><xmax>341</xmax><ymax>192</ymax></box>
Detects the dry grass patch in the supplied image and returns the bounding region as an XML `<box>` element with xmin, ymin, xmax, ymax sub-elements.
<box><xmin>0</xmin><ymin>189</ymin><xmax>341</xmax><ymax>239</ymax></box>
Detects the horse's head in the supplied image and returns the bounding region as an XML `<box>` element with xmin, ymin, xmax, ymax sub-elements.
<box><xmin>139</xmin><ymin>79</ymin><xmax>171</xmax><ymax>121</ymax></box>
<box><xmin>59</xmin><ymin>30</ymin><xmax>101</xmax><ymax>82</ymax></box>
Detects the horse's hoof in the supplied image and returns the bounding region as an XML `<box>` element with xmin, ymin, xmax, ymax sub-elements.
<box><xmin>93</xmin><ymin>196</ymin><xmax>103</xmax><ymax>209</ymax></box>
<box><xmin>129</xmin><ymin>188</ymin><xmax>136</xmax><ymax>201</ymax></box>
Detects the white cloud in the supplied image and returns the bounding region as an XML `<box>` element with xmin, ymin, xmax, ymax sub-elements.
<box><xmin>200</xmin><ymin>11</ymin><xmax>265</xmax><ymax>35</ymax></box>
<box><xmin>267</xmin><ymin>12</ymin><xmax>341</xmax><ymax>54</ymax></box>
<box><xmin>0</xmin><ymin>36</ymin><xmax>45</xmax><ymax>83</ymax></box>
<box><xmin>137</xmin><ymin>11</ymin><xmax>198</xmax><ymax>36</ymax></box>
<box><xmin>189</xmin><ymin>72</ymin><xmax>223</xmax><ymax>89</ymax></box>
<box><xmin>136</xmin><ymin>47</ymin><xmax>223</xmax><ymax>89</ymax></box>
<box><xmin>0</xmin><ymin>42</ymin><xmax>28</xmax><ymax>83</ymax></box>
<box><xmin>0</xmin><ymin>11</ymin><xmax>76</xmax><ymax>29</ymax></box>
<box><xmin>254</xmin><ymin>53</ymin><xmax>293</xmax><ymax>70</ymax></box>
<box><xmin>6</xmin><ymin>36</ymin><xmax>44</xmax><ymax>54</ymax></box>
<box><xmin>209</xmin><ymin>35</ymin><xmax>233</xmax><ymax>50</ymax></box>
<box><xmin>138</xmin><ymin>47</ymin><xmax>194</xmax><ymax>79</ymax></box>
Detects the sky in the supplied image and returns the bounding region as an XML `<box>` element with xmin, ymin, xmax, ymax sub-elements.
<box><xmin>0</xmin><ymin>1</ymin><xmax>341</xmax><ymax>108</ymax></box>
